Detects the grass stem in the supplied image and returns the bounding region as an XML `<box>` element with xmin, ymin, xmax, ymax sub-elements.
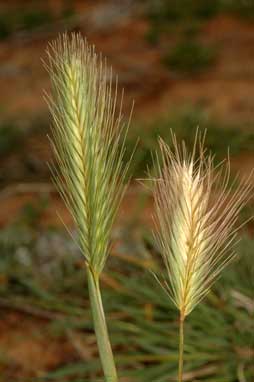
<box><xmin>178</xmin><ymin>313</ymin><xmax>185</xmax><ymax>382</ymax></box>
<box><xmin>87</xmin><ymin>267</ymin><xmax>118</xmax><ymax>382</ymax></box>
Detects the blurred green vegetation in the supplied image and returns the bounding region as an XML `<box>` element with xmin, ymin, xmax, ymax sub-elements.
<box><xmin>146</xmin><ymin>0</ymin><xmax>254</xmax><ymax>73</ymax></box>
<box><xmin>147</xmin><ymin>0</ymin><xmax>219</xmax><ymax>25</ymax></box>
<box><xmin>163</xmin><ymin>39</ymin><xmax>216</xmax><ymax>74</ymax></box>
<box><xmin>19</xmin><ymin>197</ymin><xmax>49</xmax><ymax>227</ymax></box>
<box><xmin>0</xmin><ymin>5</ymin><xmax>74</xmax><ymax>40</ymax></box>
<box><xmin>125</xmin><ymin>107</ymin><xmax>254</xmax><ymax>177</ymax></box>
<box><xmin>223</xmin><ymin>0</ymin><xmax>254</xmax><ymax>19</ymax></box>
<box><xmin>0</xmin><ymin>122</ymin><xmax>24</xmax><ymax>157</ymax></box>
<box><xmin>21</xmin><ymin>9</ymin><xmax>54</xmax><ymax>31</ymax></box>
<box><xmin>0</xmin><ymin>116</ymin><xmax>50</xmax><ymax>186</ymax></box>
<box><xmin>147</xmin><ymin>0</ymin><xmax>254</xmax><ymax>27</ymax></box>
<box><xmin>0</xmin><ymin>221</ymin><xmax>253</xmax><ymax>381</ymax></box>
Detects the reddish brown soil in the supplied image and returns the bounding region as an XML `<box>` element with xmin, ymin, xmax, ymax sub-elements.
<box><xmin>0</xmin><ymin>312</ymin><xmax>86</xmax><ymax>380</ymax></box>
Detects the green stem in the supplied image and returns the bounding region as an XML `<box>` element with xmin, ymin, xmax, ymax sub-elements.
<box><xmin>178</xmin><ymin>313</ymin><xmax>185</xmax><ymax>382</ymax></box>
<box><xmin>87</xmin><ymin>267</ymin><xmax>118</xmax><ymax>382</ymax></box>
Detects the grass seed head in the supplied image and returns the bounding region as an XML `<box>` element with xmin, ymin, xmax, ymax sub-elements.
<box><xmin>45</xmin><ymin>33</ymin><xmax>131</xmax><ymax>275</ymax></box>
<box><xmin>153</xmin><ymin>132</ymin><xmax>253</xmax><ymax>318</ymax></box>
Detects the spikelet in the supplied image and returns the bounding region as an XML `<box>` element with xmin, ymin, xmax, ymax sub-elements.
<box><xmin>153</xmin><ymin>132</ymin><xmax>253</xmax><ymax>318</ymax></box>
<box><xmin>45</xmin><ymin>33</ymin><xmax>131</xmax><ymax>275</ymax></box>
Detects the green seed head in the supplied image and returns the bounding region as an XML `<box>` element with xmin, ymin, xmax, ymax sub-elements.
<box><xmin>45</xmin><ymin>33</ymin><xmax>131</xmax><ymax>275</ymax></box>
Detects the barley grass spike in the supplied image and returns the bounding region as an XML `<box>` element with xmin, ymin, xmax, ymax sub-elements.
<box><xmin>152</xmin><ymin>132</ymin><xmax>253</xmax><ymax>382</ymax></box>
<box><xmin>45</xmin><ymin>33</ymin><xmax>132</xmax><ymax>382</ymax></box>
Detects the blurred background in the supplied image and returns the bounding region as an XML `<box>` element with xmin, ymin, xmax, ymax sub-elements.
<box><xmin>0</xmin><ymin>1</ymin><xmax>253</xmax><ymax>381</ymax></box>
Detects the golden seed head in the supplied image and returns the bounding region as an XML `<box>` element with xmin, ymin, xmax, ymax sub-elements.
<box><xmin>153</xmin><ymin>133</ymin><xmax>253</xmax><ymax>318</ymax></box>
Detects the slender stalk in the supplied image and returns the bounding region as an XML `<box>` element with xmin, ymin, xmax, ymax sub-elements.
<box><xmin>178</xmin><ymin>313</ymin><xmax>185</xmax><ymax>382</ymax></box>
<box><xmin>87</xmin><ymin>267</ymin><xmax>118</xmax><ymax>382</ymax></box>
